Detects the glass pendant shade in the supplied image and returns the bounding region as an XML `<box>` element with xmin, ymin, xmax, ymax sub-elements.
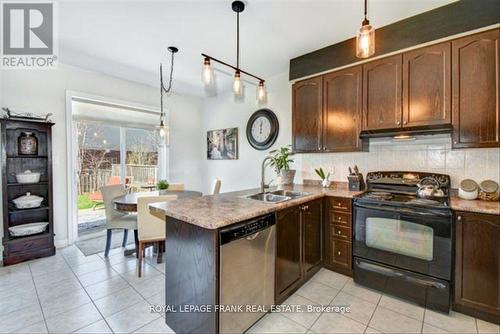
<box><xmin>356</xmin><ymin>21</ymin><xmax>375</xmax><ymax>58</ymax></box>
<box><xmin>233</xmin><ymin>71</ymin><xmax>243</xmax><ymax>97</ymax></box>
<box><xmin>256</xmin><ymin>81</ymin><xmax>267</xmax><ymax>105</ymax></box>
<box><xmin>202</xmin><ymin>58</ymin><xmax>214</xmax><ymax>86</ymax></box>
<box><xmin>159</xmin><ymin>121</ymin><xmax>167</xmax><ymax>138</ymax></box>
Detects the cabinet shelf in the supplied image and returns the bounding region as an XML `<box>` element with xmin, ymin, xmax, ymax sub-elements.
<box><xmin>7</xmin><ymin>155</ymin><xmax>48</xmax><ymax>159</ymax></box>
<box><xmin>8</xmin><ymin>181</ymin><xmax>49</xmax><ymax>187</ymax></box>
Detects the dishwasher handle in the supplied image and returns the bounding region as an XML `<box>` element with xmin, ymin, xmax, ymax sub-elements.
<box><xmin>219</xmin><ymin>213</ymin><xmax>276</xmax><ymax>246</ymax></box>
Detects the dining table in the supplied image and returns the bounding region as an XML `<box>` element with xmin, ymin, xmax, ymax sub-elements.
<box><xmin>112</xmin><ymin>190</ymin><xmax>203</xmax><ymax>259</ymax></box>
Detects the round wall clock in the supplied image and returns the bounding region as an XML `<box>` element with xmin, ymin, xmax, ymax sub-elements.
<box><xmin>246</xmin><ymin>109</ymin><xmax>279</xmax><ymax>150</ymax></box>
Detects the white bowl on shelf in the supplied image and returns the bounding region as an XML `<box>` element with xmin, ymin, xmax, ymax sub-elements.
<box><xmin>9</xmin><ymin>222</ymin><xmax>48</xmax><ymax>237</ymax></box>
<box><xmin>15</xmin><ymin>170</ymin><xmax>41</xmax><ymax>184</ymax></box>
<box><xmin>12</xmin><ymin>192</ymin><xmax>44</xmax><ymax>209</ymax></box>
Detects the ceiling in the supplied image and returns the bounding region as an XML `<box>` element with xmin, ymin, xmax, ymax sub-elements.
<box><xmin>58</xmin><ymin>0</ymin><xmax>456</xmax><ymax>96</ymax></box>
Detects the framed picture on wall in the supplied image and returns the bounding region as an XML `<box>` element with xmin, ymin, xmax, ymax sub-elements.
<box><xmin>207</xmin><ymin>127</ymin><xmax>238</xmax><ymax>160</ymax></box>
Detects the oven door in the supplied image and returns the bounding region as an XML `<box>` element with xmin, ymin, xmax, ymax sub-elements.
<box><xmin>353</xmin><ymin>203</ymin><xmax>452</xmax><ymax>280</ymax></box>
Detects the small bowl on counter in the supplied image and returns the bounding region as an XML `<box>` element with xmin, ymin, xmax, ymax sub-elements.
<box><xmin>15</xmin><ymin>170</ymin><xmax>41</xmax><ymax>184</ymax></box>
<box><xmin>458</xmin><ymin>179</ymin><xmax>479</xmax><ymax>200</ymax></box>
<box><xmin>12</xmin><ymin>192</ymin><xmax>44</xmax><ymax>209</ymax></box>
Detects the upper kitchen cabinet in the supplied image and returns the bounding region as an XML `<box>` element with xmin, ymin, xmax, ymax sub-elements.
<box><xmin>452</xmin><ymin>29</ymin><xmax>500</xmax><ymax>149</ymax></box>
<box><xmin>403</xmin><ymin>42</ymin><xmax>451</xmax><ymax>127</ymax></box>
<box><xmin>323</xmin><ymin>66</ymin><xmax>365</xmax><ymax>152</ymax></box>
<box><xmin>292</xmin><ymin>77</ymin><xmax>323</xmax><ymax>152</ymax></box>
<box><xmin>362</xmin><ymin>54</ymin><xmax>403</xmax><ymax>131</ymax></box>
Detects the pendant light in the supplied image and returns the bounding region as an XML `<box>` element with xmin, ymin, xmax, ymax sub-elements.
<box><xmin>159</xmin><ymin>46</ymin><xmax>178</xmax><ymax>141</ymax></box>
<box><xmin>201</xmin><ymin>1</ymin><xmax>266</xmax><ymax>103</ymax></box>
<box><xmin>356</xmin><ymin>0</ymin><xmax>375</xmax><ymax>58</ymax></box>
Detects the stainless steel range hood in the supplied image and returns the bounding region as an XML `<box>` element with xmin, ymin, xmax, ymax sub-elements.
<box><xmin>359</xmin><ymin>124</ymin><xmax>453</xmax><ymax>139</ymax></box>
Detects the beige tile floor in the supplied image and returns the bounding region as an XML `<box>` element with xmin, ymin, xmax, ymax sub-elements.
<box><xmin>0</xmin><ymin>245</ymin><xmax>498</xmax><ymax>334</ymax></box>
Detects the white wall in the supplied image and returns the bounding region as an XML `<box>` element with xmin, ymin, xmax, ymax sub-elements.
<box><xmin>201</xmin><ymin>72</ymin><xmax>292</xmax><ymax>193</ymax></box>
<box><xmin>0</xmin><ymin>64</ymin><xmax>203</xmax><ymax>252</ymax></box>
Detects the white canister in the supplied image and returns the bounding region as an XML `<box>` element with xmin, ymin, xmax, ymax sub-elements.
<box><xmin>458</xmin><ymin>179</ymin><xmax>478</xmax><ymax>200</ymax></box>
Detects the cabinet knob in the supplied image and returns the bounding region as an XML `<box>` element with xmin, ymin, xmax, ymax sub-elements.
<box><xmin>453</xmin><ymin>141</ymin><xmax>457</xmax><ymax>145</ymax></box>
<box><xmin>457</xmin><ymin>215</ymin><xmax>462</xmax><ymax>221</ymax></box>
<box><xmin>337</xmin><ymin>230</ymin><xmax>342</xmax><ymax>235</ymax></box>
<box><xmin>337</xmin><ymin>217</ymin><xmax>342</xmax><ymax>221</ymax></box>
<box><xmin>403</xmin><ymin>121</ymin><xmax>408</xmax><ymax>125</ymax></box>
<box><xmin>396</xmin><ymin>121</ymin><xmax>401</xmax><ymax>125</ymax></box>
<box><xmin>337</xmin><ymin>251</ymin><xmax>341</xmax><ymax>256</ymax></box>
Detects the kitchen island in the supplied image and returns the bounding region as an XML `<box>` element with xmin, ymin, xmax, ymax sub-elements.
<box><xmin>150</xmin><ymin>184</ymin><xmax>362</xmax><ymax>333</ymax></box>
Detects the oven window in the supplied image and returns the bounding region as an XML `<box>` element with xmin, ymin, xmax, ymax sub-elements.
<box><xmin>365</xmin><ymin>217</ymin><xmax>434</xmax><ymax>261</ymax></box>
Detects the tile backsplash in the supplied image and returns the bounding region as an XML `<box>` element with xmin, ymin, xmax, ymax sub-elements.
<box><xmin>295</xmin><ymin>135</ymin><xmax>499</xmax><ymax>188</ymax></box>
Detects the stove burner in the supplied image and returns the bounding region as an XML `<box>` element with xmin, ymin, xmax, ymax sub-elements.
<box><xmin>364</xmin><ymin>192</ymin><xmax>393</xmax><ymax>200</ymax></box>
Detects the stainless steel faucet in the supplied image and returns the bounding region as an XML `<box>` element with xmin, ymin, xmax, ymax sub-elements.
<box><xmin>261</xmin><ymin>156</ymin><xmax>273</xmax><ymax>193</ymax></box>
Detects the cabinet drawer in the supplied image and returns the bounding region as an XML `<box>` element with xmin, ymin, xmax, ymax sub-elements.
<box><xmin>329</xmin><ymin>197</ymin><xmax>351</xmax><ymax>212</ymax></box>
<box><xmin>331</xmin><ymin>239</ymin><xmax>352</xmax><ymax>268</ymax></box>
<box><xmin>332</xmin><ymin>225</ymin><xmax>351</xmax><ymax>241</ymax></box>
<box><xmin>329</xmin><ymin>211</ymin><xmax>351</xmax><ymax>227</ymax></box>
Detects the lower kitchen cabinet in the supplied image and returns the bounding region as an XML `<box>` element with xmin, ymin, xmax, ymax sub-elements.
<box><xmin>454</xmin><ymin>211</ymin><xmax>500</xmax><ymax>324</ymax></box>
<box><xmin>275</xmin><ymin>199</ymin><xmax>323</xmax><ymax>303</ymax></box>
<box><xmin>324</xmin><ymin>197</ymin><xmax>353</xmax><ymax>276</ymax></box>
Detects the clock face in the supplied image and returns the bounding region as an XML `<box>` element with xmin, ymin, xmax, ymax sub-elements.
<box><xmin>251</xmin><ymin>116</ymin><xmax>272</xmax><ymax>143</ymax></box>
<box><xmin>246</xmin><ymin>109</ymin><xmax>279</xmax><ymax>150</ymax></box>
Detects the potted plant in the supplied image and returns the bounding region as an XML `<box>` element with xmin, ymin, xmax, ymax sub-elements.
<box><xmin>156</xmin><ymin>180</ymin><xmax>170</xmax><ymax>193</ymax></box>
<box><xmin>315</xmin><ymin>167</ymin><xmax>331</xmax><ymax>188</ymax></box>
<box><xmin>269</xmin><ymin>146</ymin><xmax>295</xmax><ymax>185</ymax></box>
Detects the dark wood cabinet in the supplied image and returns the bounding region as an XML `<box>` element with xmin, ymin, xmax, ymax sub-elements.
<box><xmin>454</xmin><ymin>211</ymin><xmax>500</xmax><ymax>324</ymax></box>
<box><xmin>292</xmin><ymin>77</ymin><xmax>323</xmax><ymax>152</ymax></box>
<box><xmin>452</xmin><ymin>29</ymin><xmax>500</xmax><ymax>149</ymax></box>
<box><xmin>1</xmin><ymin>119</ymin><xmax>55</xmax><ymax>265</ymax></box>
<box><xmin>323</xmin><ymin>66</ymin><xmax>365</xmax><ymax>152</ymax></box>
<box><xmin>324</xmin><ymin>197</ymin><xmax>353</xmax><ymax>276</ymax></box>
<box><xmin>403</xmin><ymin>42</ymin><xmax>451</xmax><ymax>127</ymax></box>
<box><xmin>276</xmin><ymin>199</ymin><xmax>323</xmax><ymax>303</ymax></box>
<box><xmin>362</xmin><ymin>54</ymin><xmax>403</xmax><ymax>131</ymax></box>
<box><xmin>302</xmin><ymin>199</ymin><xmax>323</xmax><ymax>278</ymax></box>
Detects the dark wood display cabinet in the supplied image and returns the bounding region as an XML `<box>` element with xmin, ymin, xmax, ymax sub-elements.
<box><xmin>1</xmin><ymin>119</ymin><xmax>55</xmax><ymax>265</ymax></box>
<box><xmin>454</xmin><ymin>211</ymin><xmax>500</xmax><ymax>325</ymax></box>
<box><xmin>275</xmin><ymin>199</ymin><xmax>323</xmax><ymax>303</ymax></box>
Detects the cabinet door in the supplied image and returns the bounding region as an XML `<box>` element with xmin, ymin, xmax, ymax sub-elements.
<box><xmin>292</xmin><ymin>77</ymin><xmax>323</xmax><ymax>152</ymax></box>
<box><xmin>276</xmin><ymin>206</ymin><xmax>302</xmax><ymax>301</ymax></box>
<box><xmin>452</xmin><ymin>29</ymin><xmax>500</xmax><ymax>149</ymax></box>
<box><xmin>363</xmin><ymin>54</ymin><xmax>403</xmax><ymax>130</ymax></box>
<box><xmin>403</xmin><ymin>43</ymin><xmax>451</xmax><ymax>127</ymax></box>
<box><xmin>455</xmin><ymin>211</ymin><xmax>500</xmax><ymax>323</ymax></box>
<box><xmin>302</xmin><ymin>199</ymin><xmax>322</xmax><ymax>277</ymax></box>
<box><xmin>323</xmin><ymin>66</ymin><xmax>364</xmax><ymax>152</ymax></box>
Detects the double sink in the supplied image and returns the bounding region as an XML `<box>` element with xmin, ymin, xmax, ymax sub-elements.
<box><xmin>245</xmin><ymin>190</ymin><xmax>311</xmax><ymax>203</ymax></box>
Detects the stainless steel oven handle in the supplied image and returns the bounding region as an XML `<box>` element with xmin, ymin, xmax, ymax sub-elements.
<box><xmin>405</xmin><ymin>276</ymin><xmax>447</xmax><ymax>289</ymax></box>
<box><xmin>354</xmin><ymin>203</ymin><xmax>449</xmax><ymax>217</ymax></box>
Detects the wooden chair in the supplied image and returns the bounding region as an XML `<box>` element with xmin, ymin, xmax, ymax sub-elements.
<box><xmin>137</xmin><ymin>195</ymin><xmax>177</xmax><ymax>277</ymax></box>
<box><xmin>167</xmin><ymin>183</ymin><xmax>184</xmax><ymax>191</ymax></box>
<box><xmin>212</xmin><ymin>179</ymin><xmax>221</xmax><ymax>195</ymax></box>
<box><xmin>101</xmin><ymin>184</ymin><xmax>138</xmax><ymax>257</ymax></box>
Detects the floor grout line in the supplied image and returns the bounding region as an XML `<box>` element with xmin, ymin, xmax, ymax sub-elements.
<box><xmin>28</xmin><ymin>263</ymin><xmax>50</xmax><ymax>333</ymax></box>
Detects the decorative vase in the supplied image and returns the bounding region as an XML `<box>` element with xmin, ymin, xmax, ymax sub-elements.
<box><xmin>18</xmin><ymin>132</ymin><xmax>38</xmax><ymax>155</ymax></box>
<box><xmin>279</xmin><ymin>169</ymin><xmax>296</xmax><ymax>185</ymax></box>
<box><xmin>322</xmin><ymin>179</ymin><xmax>331</xmax><ymax>188</ymax></box>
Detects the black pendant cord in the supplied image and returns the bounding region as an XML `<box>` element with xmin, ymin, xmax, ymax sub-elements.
<box><xmin>160</xmin><ymin>48</ymin><xmax>177</xmax><ymax>120</ymax></box>
<box><xmin>364</xmin><ymin>0</ymin><xmax>367</xmax><ymax>19</ymax></box>
<box><xmin>236</xmin><ymin>11</ymin><xmax>240</xmax><ymax>70</ymax></box>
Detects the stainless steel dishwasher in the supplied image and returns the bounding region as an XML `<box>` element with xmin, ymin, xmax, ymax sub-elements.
<box><xmin>219</xmin><ymin>213</ymin><xmax>276</xmax><ymax>334</ymax></box>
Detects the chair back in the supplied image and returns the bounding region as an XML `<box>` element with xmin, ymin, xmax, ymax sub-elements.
<box><xmin>137</xmin><ymin>195</ymin><xmax>177</xmax><ymax>241</ymax></box>
<box><xmin>101</xmin><ymin>184</ymin><xmax>127</xmax><ymax>225</ymax></box>
<box><xmin>212</xmin><ymin>179</ymin><xmax>221</xmax><ymax>195</ymax></box>
<box><xmin>167</xmin><ymin>183</ymin><xmax>184</xmax><ymax>191</ymax></box>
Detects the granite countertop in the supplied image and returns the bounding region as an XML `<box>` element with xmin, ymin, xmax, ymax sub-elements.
<box><xmin>150</xmin><ymin>184</ymin><xmax>363</xmax><ymax>230</ymax></box>
<box><xmin>450</xmin><ymin>196</ymin><xmax>500</xmax><ymax>215</ymax></box>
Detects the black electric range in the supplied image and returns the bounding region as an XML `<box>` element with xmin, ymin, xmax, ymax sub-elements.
<box><xmin>353</xmin><ymin>171</ymin><xmax>453</xmax><ymax>313</ymax></box>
